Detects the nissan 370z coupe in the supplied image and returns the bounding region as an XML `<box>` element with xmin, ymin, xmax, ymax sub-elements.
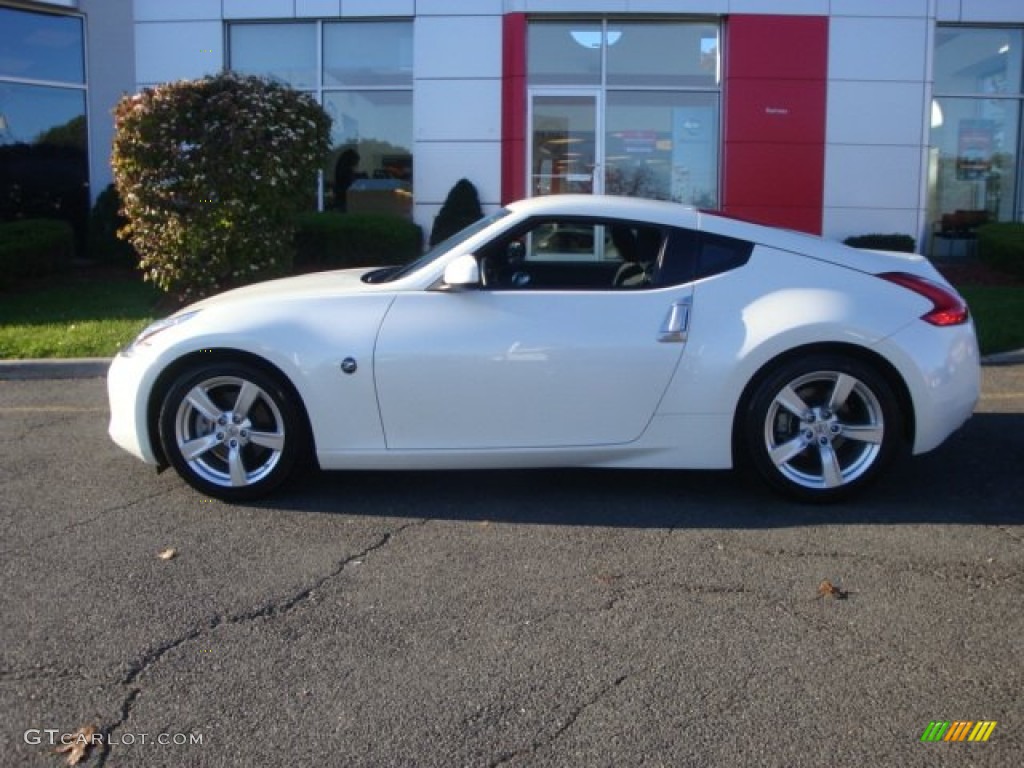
<box><xmin>108</xmin><ymin>195</ymin><xmax>980</xmax><ymax>503</ymax></box>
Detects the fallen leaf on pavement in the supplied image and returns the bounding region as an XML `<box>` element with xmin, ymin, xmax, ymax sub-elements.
<box><xmin>157</xmin><ymin>547</ymin><xmax>177</xmax><ymax>560</ymax></box>
<box><xmin>817</xmin><ymin>579</ymin><xmax>849</xmax><ymax>600</ymax></box>
<box><xmin>53</xmin><ymin>724</ymin><xmax>97</xmax><ymax>766</ymax></box>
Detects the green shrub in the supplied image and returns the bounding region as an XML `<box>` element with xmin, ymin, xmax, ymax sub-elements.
<box><xmin>976</xmin><ymin>222</ymin><xmax>1024</xmax><ymax>278</ymax></box>
<box><xmin>111</xmin><ymin>72</ymin><xmax>331</xmax><ymax>302</ymax></box>
<box><xmin>843</xmin><ymin>233</ymin><xmax>916</xmax><ymax>253</ymax></box>
<box><xmin>87</xmin><ymin>184</ymin><xmax>137</xmax><ymax>266</ymax></box>
<box><xmin>429</xmin><ymin>178</ymin><xmax>484</xmax><ymax>247</ymax></box>
<box><xmin>0</xmin><ymin>219</ymin><xmax>73</xmax><ymax>289</ymax></box>
<box><xmin>294</xmin><ymin>212</ymin><xmax>422</xmax><ymax>271</ymax></box>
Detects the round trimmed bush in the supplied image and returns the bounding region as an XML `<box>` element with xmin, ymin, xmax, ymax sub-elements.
<box><xmin>112</xmin><ymin>73</ymin><xmax>330</xmax><ymax>301</ymax></box>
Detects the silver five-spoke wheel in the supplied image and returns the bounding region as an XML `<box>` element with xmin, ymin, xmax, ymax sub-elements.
<box><xmin>744</xmin><ymin>355</ymin><xmax>902</xmax><ymax>502</ymax></box>
<box><xmin>159</xmin><ymin>362</ymin><xmax>305</xmax><ymax>500</ymax></box>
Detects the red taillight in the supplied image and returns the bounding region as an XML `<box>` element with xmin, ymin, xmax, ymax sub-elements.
<box><xmin>879</xmin><ymin>272</ymin><xmax>970</xmax><ymax>326</ymax></box>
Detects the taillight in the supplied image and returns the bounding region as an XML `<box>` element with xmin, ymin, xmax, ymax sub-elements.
<box><xmin>878</xmin><ymin>272</ymin><xmax>970</xmax><ymax>326</ymax></box>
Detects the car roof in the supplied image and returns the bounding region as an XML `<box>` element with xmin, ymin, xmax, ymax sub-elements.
<box><xmin>504</xmin><ymin>195</ymin><xmax>817</xmax><ymax>249</ymax></box>
<box><xmin>502</xmin><ymin>195</ymin><xmax>918</xmax><ymax>274</ymax></box>
<box><xmin>505</xmin><ymin>194</ymin><xmax>701</xmax><ymax>229</ymax></box>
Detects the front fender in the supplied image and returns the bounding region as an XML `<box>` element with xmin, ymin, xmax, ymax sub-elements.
<box><xmin>141</xmin><ymin>294</ymin><xmax>397</xmax><ymax>459</ymax></box>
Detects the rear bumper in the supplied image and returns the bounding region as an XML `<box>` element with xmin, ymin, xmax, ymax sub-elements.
<box><xmin>881</xmin><ymin>319</ymin><xmax>980</xmax><ymax>455</ymax></box>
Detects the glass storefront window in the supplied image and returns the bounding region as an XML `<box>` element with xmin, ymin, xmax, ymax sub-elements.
<box><xmin>229</xmin><ymin>20</ymin><xmax>413</xmax><ymax>212</ymax></box>
<box><xmin>528</xmin><ymin>19</ymin><xmax>721</xmax><ymax>207</ymax></box>
<box><xmin>324</xmin><ymin>91</ymin><xmax>412</xmax><ymax>212</ymax></box>
<box><xmin>0</xmin><ymin>7</ymin><xmax>84</xmax><ymax>84</ymax></box>
<box><xmin>323</xmin><ymin>22</ymin><xmax>413</xmax><ymax>87</ymax></box>
<box><xmin>934</xmin><ymin>28</ymin><xmax>1022</xmax><ymax>95</ymax></box>
<box><xmin>930</xmin><ymin>96</ymin><xmax>1018</xmax><ymax>223</ymax></box>
<box><xmin>606</xmin><ymin>22</ymin><xmax>720</xmax><ymax>88</ymax></box>
<box><xmin>0</xmin><ymin>7</ymin><xmax>88</xmax><ymax>245</ymax></box>
<box><xmin>528</xmin><ymin>22</ymin><xmax>602</xmax><ymax>85</ymax></box>
<box><xmin>229</xmin><ymin>24</ymin><xmax>317</xmax><ymax>90</ymax></box>
<box><xmin>606</xmin><ymin>91</ymin><xmax>719</xmax><ymax>206</ymax></box>
<box><xmin>930</xmin><ymin>25</ymin><xmax>1024</xmax><ymax>240</ymax></box>
<box><xmin>0</xmin><ymin>82</ymin><xmax>85</xmax><ymax>147</ymax></box>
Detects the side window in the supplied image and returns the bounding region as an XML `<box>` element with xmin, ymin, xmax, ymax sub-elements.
<box><xmin>656</xmin><ymin>227</ymin><xmax>699</xmax><ymax>287</ymax></box>
<box><xmin>696</xmin><ymin>232</ymin><xmax>753</xmax><ymax>279</ymax></box>
<box><xmin>654</xmin><ymin>228</ymin><xmax>752</xmax><ymax>287</ymax></box>
<box><xmin>476</xmin><ymin>217</ymin><xmax>666</xmax><ymax>290</ymax></box>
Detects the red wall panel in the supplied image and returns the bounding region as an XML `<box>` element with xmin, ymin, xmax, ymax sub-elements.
<box><xmin>501</xmin><ymin>13</ymin><xmax>527</xmax><ymax>204</ymax></box>
<box><xmin>724</xmin><ymin>79</ymin><xmax>827</xmax><ymax>145</ymax></box>
<box><xmin>724</xmin><ymin>143</ymin><xmax>825</xmax><ymax>208</ymax></box>
<box><xmin>723</xmin><ymin>15</ymin><xmax>828</xmax><ymax>234</ymax></box>
<box><xmin>726</xmin><ymin>15</ymin><xmax>828</xmax><ymax>80</ymax></box>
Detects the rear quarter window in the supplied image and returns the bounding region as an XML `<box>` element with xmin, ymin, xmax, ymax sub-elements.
<box><xmin>657</xmin><ymin>229</ymin><xmax>753</xmax><ymax>286</ymax></box>
<box><xmin>696</xmin><ymin>232</ymin><xmax>753</xmax><ymax>279</ymax></box>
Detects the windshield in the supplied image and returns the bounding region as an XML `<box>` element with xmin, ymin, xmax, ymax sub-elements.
<box><xmin>368</xmin><ymin>208</ymin><xmax>511</xmax><ymax>283</ymax></box>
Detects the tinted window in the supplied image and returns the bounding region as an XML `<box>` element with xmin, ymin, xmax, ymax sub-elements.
<box><xmin>229</xmin><ymin>23</ymin><xmax>316</xmax><ymax>89</ymax></box>
<box><xmin>655</xmin><ymin>228</ymin><xmax>752</xmax><ymax>286</ymax></box>
<box><xmin>655</xmin><ymin>227</ymin><xmax>699</xmax><ymax>286</ymax></box>
<box><xmin>0</xmin><ymin>8</ymin><xmax>87</xmax><ymax>245</ymax></box>
<box><xmin>0</xmin><ymin>7</ymin><xmax>84</xmax><ymax>84</ymax></box>
<box><xmin>696</xmin><ymin>232</ymin><xmax>753</xmax><ymax>278</ymax></box>
<box><xmin>474</xmin><ymin>216</ymin><xmax>667</xmax><ymax>290</ymax></box>
<box><xmin>324</xmin><ymin>22</ymin><xmax>413</xmax><ymax>87</ymax></box>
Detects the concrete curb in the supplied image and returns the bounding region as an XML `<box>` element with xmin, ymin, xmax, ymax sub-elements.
<box><xmin>0</xmin><ymin>358</ymin><xmax>111</xmax><ymax>380</ymax></box>
<box><xmin>1</xmin><ymin>350</ymin><xmax>1022</xmax><ymax>381</ymax></box>
<box><xmin>980</xmin><ymin>349</ymin><xmax>1024</xmax><ymax>366</ymax></box>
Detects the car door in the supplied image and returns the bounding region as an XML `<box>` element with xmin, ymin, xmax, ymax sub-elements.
<box><xmin>372</xmin><ymin>218</ymin><xmax>695</xmax><ymax>451</ymax></box>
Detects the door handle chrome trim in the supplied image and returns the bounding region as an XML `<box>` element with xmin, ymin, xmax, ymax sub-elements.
<box><xmin>658</xmin><ymin>298</ymin><xmax>691</xmax><ymax>343</ymax></box>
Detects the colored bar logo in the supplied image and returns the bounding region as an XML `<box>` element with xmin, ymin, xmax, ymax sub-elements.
<box><xmin>920</xmin><ymin>721</ymin><xmax>997</xmax><ymax>742</ymax></box>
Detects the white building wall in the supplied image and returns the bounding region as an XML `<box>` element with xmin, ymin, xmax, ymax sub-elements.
<box><xmin>81</xmin><ymin>0</ymin><xmax>135</xmax><ymax>201</ymax></box>
<box><xmin>819</xmin><ymin>0</ymin><xmax>1024</xmax><ymax>247</ymax></box>
<box><xmin>823</xmin><ymin>2</ymin><xmax>933</xmax><ymax>248</ymax></box>
<box><xmin>123</xmin><ymin>0</ymin><xmax>1024</xmax><ymax>242</ymax></box>
<box><xmin>133</xmin><ymin>0</ymin><xmax>222</xmax><ymax>87</ymax></box>
<box><xmin>413</xmin><ymin>9</ymin><xmax>503</xmax><ymax>230</ymax></box>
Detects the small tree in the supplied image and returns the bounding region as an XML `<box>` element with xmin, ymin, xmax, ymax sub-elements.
<box><xmin>429</xmin><ymin>178</ymin><xmax>484</xmax><ymax>246</ymax></box>
<box><xmin>112</xmin><ymin>73</ymin><xmax>330</xmax><ymax>301</ymax></box>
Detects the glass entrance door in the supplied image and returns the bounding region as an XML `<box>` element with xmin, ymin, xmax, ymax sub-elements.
<box><xmin>530</xmin><ymin>92</ymin><xmax>601</xmax><ymax>196</ymax></box>
<box><xmin>530</xmin><ymin>89</ymin><xmax>720</xmax><ymax>206</ymax></box>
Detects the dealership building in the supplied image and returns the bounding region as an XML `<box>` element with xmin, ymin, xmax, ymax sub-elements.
<box><xmin>3</xmin><ymin>0</ymin><xmax>1024</xmax><ymax>253</ymax></box>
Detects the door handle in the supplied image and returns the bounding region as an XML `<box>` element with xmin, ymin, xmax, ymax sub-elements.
<box><xmin>658</xmin><ymin>298</ymin><xmax>691</xmax><ymax>343</ymax></box>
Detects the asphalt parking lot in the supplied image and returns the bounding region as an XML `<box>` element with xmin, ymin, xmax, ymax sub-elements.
<box><xmin>1</xmin><ymin>366</ymin><xmax>1021</xmax><ymax>767</ymax></box>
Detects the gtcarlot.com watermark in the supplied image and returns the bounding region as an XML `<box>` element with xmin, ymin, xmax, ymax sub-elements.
<box><xmin>25</xmin><ymin>728</ymin><xmax>203</xmax><ymax>747</ymax></box>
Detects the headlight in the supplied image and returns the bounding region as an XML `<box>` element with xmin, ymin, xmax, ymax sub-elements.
<box><xmin>123</xmin><ymin>310</ymin><xmax>200</xmax><ymax>355</ymax></box>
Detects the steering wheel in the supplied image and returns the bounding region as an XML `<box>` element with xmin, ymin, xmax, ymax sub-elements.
<box><xmin>612</xmin><ymin>261</ymin><xmax>650</xmax><ymax>288</ymax></box>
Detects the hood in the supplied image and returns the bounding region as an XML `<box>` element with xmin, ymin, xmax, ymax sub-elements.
<box><xmin>187</xmin><ymin>267</ymin><xmax>379</xmax><ymax>311</ymax></box>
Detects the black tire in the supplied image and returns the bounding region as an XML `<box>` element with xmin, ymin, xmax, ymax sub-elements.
<box><xmin>742</xmin><ymin>354</ymin><xmax>904</xmax><ymax>502</ymax></box>
<box><xmin>158</xmin><ymin>361</ymin><xmax>307</xmax><ymax>501</ymax></box>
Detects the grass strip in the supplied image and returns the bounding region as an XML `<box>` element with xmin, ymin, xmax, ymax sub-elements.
<box><xmin>0</xmin><ymin>274</ymin><xmax>161</xmax><ymax>359</ymax></box>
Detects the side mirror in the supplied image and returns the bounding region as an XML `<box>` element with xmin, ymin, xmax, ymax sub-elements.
<box><xmin>442</xmin><ymin>253</ymin><xmax>480</xmax><ymax>290</ymax></box>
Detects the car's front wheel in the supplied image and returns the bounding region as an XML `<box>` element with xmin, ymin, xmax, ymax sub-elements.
<box><xmin>158</xmin><ymin>361</ymin><xmax>307</xmax><ymax>501</ymax></box>
<box><xmin>743</xmin><ymin>354</ymin><xmax>904</xmax><ymax>502</ymax></box>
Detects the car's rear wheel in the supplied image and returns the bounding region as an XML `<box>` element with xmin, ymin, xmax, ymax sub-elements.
<box><xmin>743</xmin><ymin>354</ymin><xmax>903</xmax><ymax>502</ymax></box>
<box><xmin>158</xmin><ymin>361</ymin><xmax>306</xmax><ymax>501</ymax></box>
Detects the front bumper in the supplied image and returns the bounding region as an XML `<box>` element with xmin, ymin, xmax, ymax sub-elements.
<box><xmin>107</xmin><ymin>350</ymin><xmax>160</xmax><ymax>465</ymax></box>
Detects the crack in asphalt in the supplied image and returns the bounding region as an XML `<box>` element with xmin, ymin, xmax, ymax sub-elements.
<box><xmin>488</xmin><ymin>674</ymin><xmax>629</xmax><ymax>768</ymax></box>
<box><xmin>96</xmin><ymin>518</ymin><xmax>428</xmax><ymax>761</ymax></box>
<box><xmin>993</xmin><ymin>524</ymin><xmax>1024</xmax><ymax>545</ymax></box>
<box><xmin>0</xmin><ymin>487</ymin><xmax>179</xmax><ymax>561</ymax></box>
<box><xmin>95</xmin><ymin>688</ymin><xmax>140</xmax><ymax>768</ymax></box>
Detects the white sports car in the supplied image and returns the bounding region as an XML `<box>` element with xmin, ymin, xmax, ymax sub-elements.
<box><xmin>108</xmin><ymin>195</ymin><xmax>980</xmax><ymax>503</ymax></box>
